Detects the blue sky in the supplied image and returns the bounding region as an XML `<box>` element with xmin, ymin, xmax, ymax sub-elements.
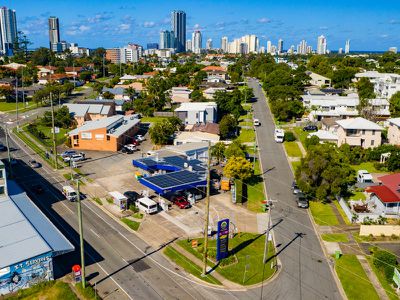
<box><xmin>6</xmin><ymin>0</ymin><xmax>400</xmax><ymax>51</ymax></box>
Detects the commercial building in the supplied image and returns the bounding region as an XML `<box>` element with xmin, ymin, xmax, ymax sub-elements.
<box><xmin>68</xmin><ymin>115</ymin><xmax>140</xmax><ymax>151</ymax></box>
<box><xmin>206</xmin><ymin>38</ymin><xmax>212</xmax><ymax>50</ymax></box>
<box><xmin>0</xmin><ymin>7</ymin><xmax>17</xmax><ymax>55</ymax></box>
<box><xmin>277</xmin><ymin>39</ymin><xmax>283</xmax><ymax>54</ymax></box>
<box><xmin>159</xmin><ymin>30</ymin><xmax>175</xmax><ymax>49</ymax></box>
<box><xmin>147</xmin><ymin>43</ymin><xmax>158</xmax><ymax>50</ymax></box>
<box><xmin>175</xmin><ymin>102</ymin><xmax>217</xmax><ymax>125</ymax></box>
<box><xmin>106</xmin><ymin>48</ymin><xmax>121</xmax><ymax>64</ymax></box>
<box><xmin>221</xmin><ymin>36</ymin><xmax>228</xmax><ymax>53</ymax></box>
<box><xmin>171</xmin><ymin>10</ymin><xmax>186</xmax><ymax>53</ymax></box>
<box><xmin>0</xmin><ymin>161</ymin><xmax>74</xmax><ymax>295</ymax></box>
<box><xmin>345</xmin><ymin>40</ymin><xmax>350</xmax><ymax>54</ymax></box>
<box><xmin>48</xmin><ymin>16</ymin><xmax>60</xmax><ymax>52</ymax></box>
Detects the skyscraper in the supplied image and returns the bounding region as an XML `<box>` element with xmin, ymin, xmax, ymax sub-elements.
<box><xmin>206</xmin><ymin>38</ymin><xmax>212</xmax><ymax>50</ymax></box>
<box><xmin>159</xmin><ymin>30</ymin><xmax>175</xmax><ymax>49</ymax></box>
<box><xmin>317</xmin><ymin>35</ymin><xmax>327</xmax><ymax>54</ymax></box>
<box><xmin>221</xmin><ymin>36</ymin><xmax>228</xmax><ymax>53</ymax></box>
<box><xmin>0</xmin><ymin>7</ymin><xmax>17</xmax><ymax>55</ymax></box>
<box><xmin>192</xmin><ymin>30</ymin><xmax>202</xmax><ymax>54</ymax></box>
<box><xmin>48</xmin><ymin>16</ymin><xmax>61</xmax><ymax>52</ymax></box>
<box><xmin>345</xmin><ymin>39</ymin><xmax>350</xmax><ymax>54</ymax></box>
<box><xmin>185</xmin><ymin>39</ymin><xmax>192</xmax><ymax>52</ymax></box>
<box><xmin>277</xmin><ymin>39</ymin><xmax>283</xmax><ymax>54</ymax></box>
<box><xmin>171</xmin><ymin>10</ymin><xmax>186</xmax><ymax>53</ymax></box>
<box><xmin>241</xmin><ymin>34</ymin><xmax>258</xmax><ymax>53</ymax></box>
<box><xmin>267</xmin><ymin>41</ymin><xmax>272</xmax><ymax>53</ymax></box>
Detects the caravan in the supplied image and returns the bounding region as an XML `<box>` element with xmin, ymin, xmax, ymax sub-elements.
<box><xmin>274</xmin><ymin>128</ymin><xmax>284</xmax><ymax>143</ymax></box>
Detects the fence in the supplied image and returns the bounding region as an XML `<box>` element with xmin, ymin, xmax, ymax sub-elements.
<box><xmin>338</xmin><ymin>197</ymin><xmax>353</xmax><ymax>223</ymax></box>
<box><xmin>360</xmin><ymin>225</ymin><xmax>400</xmax><ymax>236</ymax></box>
<box><xmin>337</xmin><ymin>197</ymin><xmax>381</xmax><ymax>223</ymax></box>
<box><xmin>154</xmin><ymin>111</ymin><xmax>174</xmax><ymax>117</ymax></box>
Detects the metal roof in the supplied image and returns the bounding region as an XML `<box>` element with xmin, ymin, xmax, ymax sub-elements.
<box><xmin>0</xmin><ymin>181</ymin><xmax>74</xmax><ymax>269</ymax></box>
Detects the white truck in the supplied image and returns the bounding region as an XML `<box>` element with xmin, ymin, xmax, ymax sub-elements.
<box><xmin>274</xmin><ymin>128</ymin><xmax>285</xmax><ymax>143</ymax></box>
<box><xmin>62</xmin><ymin>185</ymin><xmax>78</xmax><ymax>201</ymax></box>
<box><xmin>357</xmin><ymin>170</ymin><xmax>373</xmax><ymax>183</ymax></box>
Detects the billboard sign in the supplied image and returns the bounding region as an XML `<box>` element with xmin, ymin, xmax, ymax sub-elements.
<box><xmin>216</xmin><ymin>219</ymin><xmax>230</xmax><ymax>261</ymax></box>
<box><xmin>393</xmin><ymin>268</ymin><xmax>400</xmax><ymax>288</ymax></box>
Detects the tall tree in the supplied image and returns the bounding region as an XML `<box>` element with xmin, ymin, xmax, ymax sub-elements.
<box><xmin>223</xmin><ymin>156</ymin><xmax>254</xmax><ymax>181</ymax></box>
<box><xmin>357</xmin><ymin>77</ymin><xmax>375</xmax><ymax>118</ymax></box>
<box><xmin>389</xmin><ymin>91</ymin><xmax>400</xmax><ymax>117</ymax></box>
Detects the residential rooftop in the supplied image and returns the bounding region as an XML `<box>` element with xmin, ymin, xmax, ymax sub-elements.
<box><xmin>336</xmin><ymin>117</ymin><xmax>383</xmax><ymax>131</ymax></box>
<box><xmin>175</xmin><ymin>102</ymin><xmax>217</xmax><ymax>112</ymax></box>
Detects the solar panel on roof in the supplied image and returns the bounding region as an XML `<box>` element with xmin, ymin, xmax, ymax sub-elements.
<box><xmin>143</xmin><ymin>170</ymin><xmax>205</xmax><ymax>188</ymax></box>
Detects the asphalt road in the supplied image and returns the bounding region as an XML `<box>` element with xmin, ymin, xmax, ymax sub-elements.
<box><xmin>247</xmin><ymin>78</ymin><xmax>343</xmax><ymax>300</ymax></box>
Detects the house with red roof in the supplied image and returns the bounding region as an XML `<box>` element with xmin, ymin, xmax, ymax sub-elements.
<box><xmin>365</xmin><ymin>173</ymin><xmax>400</xmax><ymax>216</ymax></box>
<box><xmin>201</xmin><ymin>65</ymin><xmax>228</xmax><ymax>81</ymax></box>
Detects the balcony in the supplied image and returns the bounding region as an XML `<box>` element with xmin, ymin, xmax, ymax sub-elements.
<box><xmin>345</xmin><ymin>136</ymin><xmax>362</xmax><ymax>146</ymax></box>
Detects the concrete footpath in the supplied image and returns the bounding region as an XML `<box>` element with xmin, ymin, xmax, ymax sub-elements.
<box><xmin>357</xmin><ymin>255</ymin><xmax>389</xmax><ymax>300</ymax></box>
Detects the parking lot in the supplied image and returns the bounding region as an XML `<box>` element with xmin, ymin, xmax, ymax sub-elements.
<box><xmin>66</xmin><ymin>131</ymin><xmax>264</xmax><ymax>247</ymax></box>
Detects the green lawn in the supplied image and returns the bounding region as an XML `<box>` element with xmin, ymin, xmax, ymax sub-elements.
<box><xmin>140</xmin><ymin>116</ymin><xmax>170</xmax><ymax>123</ymax></box>
<box><xmin>31</xmin><ymin>124</ymin><xmax>68</xmax><ymax>147</ymax></box>
<box><xmin>335</xmin><ymin>255</ymin><xmax>380</xmax><ymax>300</ymax></box>
<box><xmin>247</xmin><ymin>159</ymin><xmax>266</xmax><ymax>212</ymax></box>
<box><xmin>366</xmin><ymin>256</ymin><xmax>399</xmax><ymax>300</ymax></box>
<box><xmin>284</xmin><ymin>141</ymin><xmax>302</xmax><ymax>157</ymax></box>
<box><xmin>177</xmin><ymin>233</ymin><xmax>276</xmax><ymax>286</ymax></box>
<box><xmin>0</xmin><ymin>101</ymin><xmax>39</xmax><ymax>113</ymax></box>
<box><xmin>309</xmin><ymin>202</ymin><xmax>339</xmax><ymax>226</ymax></box>
<box><xmin>349</xmin><ymin>191</ymin><xmax>366</xmax><ymax>201</ymax></box>
<box><xmin>351</xmin><ymin>162</ymin><xmax>387</xmax><ymax>174</ymax></box>
<box><xmin>3</xmin><ymin>280</ymin><xmax>77</xmax><ymax>300</ymax></box>
<box><xmin>237</xmin><ymin>128</ymin><xmax>255</xmax><ymax>143</ymax></box>
<box><xmin>121</xmin><ymin>218</ymin><xmax>140</xmax><ymax>231</ymax></box>
<box><xmin>164</xmin><ymin>246</ymin><xmax>222</xmax><ymax>285</ymax></box>
<box><xmin>321</xmin><ymin>233</ymin><xmax>349</xmax><ymax>243</ymax></box>
<box><xmin>291</xmin><ymin>161</ymin><xmax>301</xmax><ymax>172</ymax></box>
<box><xmin>333</xmin><ymin>201</ymin><xmax>352</xmax><ymax>225</ymax></box>
<box><xmin>293</xmin><ymin>127</ymin><xmax>309</xmax><ymax>147</ymax></box>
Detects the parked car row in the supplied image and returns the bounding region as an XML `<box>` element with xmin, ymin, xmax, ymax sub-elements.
<box><xmin>291</xmin><ymin>181</ymin><xmax>309</xmax><ymax>208</ymax></box>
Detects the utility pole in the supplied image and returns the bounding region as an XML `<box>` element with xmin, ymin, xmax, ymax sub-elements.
<box><xmin>73</xmin><ymin>61</ymin><xmax>76</xmax><ymax>88</ymax></box>
<box><xmin>102</xmin><ymin>54</ymin><xmax>105</xmax><ymax>78</ymax></box>
<box><xmin>22</xmin><ymin>68</ymin><xmax>26</xmax><ymax>108</ymax></box>
<box><xmin>50</xmin><ymin>92</ymin><xmax>58</xmax><ymax>169</ymax></box>
<box><xmin>202</xmin><ymin>141</ymin><xmax>212</xmax><ymax>276</ymax></box>
<box><xmin>76</xmin><ymin>179</ymin><xmax>86</xmax><ymax>288</ymax></box>
<box><xmin>15</xmin><ymin>77</ymin><xmax>19</xmax><ymax>131</ymax></box>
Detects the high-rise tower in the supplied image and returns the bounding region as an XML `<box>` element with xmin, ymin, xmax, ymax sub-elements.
<box><xmin>171</xmin><ymin>10</ymin><xmax>186</xmax><ymax>53</ymax></box>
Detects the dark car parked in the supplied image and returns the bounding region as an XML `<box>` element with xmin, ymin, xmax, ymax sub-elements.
<box><xmin>296</xmin><ymin>192</ymin><xmax>309</xmax><ymax>208</ymax></box>
<box><xmin>303</xmin><ymin>125</ymin><xmax>318</xmax><ymax>132</ymax></box>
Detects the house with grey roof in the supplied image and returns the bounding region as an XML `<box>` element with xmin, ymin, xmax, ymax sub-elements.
<box><xmin>64</xmin><ymin>103</ymin><xmax>115</xmax><ymax>126</ymax></box>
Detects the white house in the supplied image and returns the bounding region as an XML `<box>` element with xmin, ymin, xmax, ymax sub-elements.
<box><xmin>302</xmin><ymin>94</ymin><xmax>390</xmax><ymax>121</ymax></box>
<box><xmin>168</xmin><ymin>87</ymin><xmax>192</xmax><ymax>103</ymax></box>
<box><xmin>203</xmin><ymin>87</ymin><xmax>226</xmax><ymax>100</ymax></box>
<box><xmin>306</xmin><ymin>71</ymin><xmax>331</xmax><ymax>87</ymax></box>
<box><xmin>355</xmin><ymin>71</ymin><xmax>400</xmax><ymax>99</ymax></box>
<box><xmin>174</xmin><ymin>102</ymin><xmax>217</xmax><ymax>125</ymax></box>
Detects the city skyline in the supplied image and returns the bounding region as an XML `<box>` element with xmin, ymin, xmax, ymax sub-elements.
<box><xmin>5</xmin><ymin>0</ymin><xmax>400</xmax><ymax>51</ymax></box>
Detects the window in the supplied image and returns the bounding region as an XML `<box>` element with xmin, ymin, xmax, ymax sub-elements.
<box><xmin>107</xmin><ymin>135</ymin><xmax>110</xmax><ymax>141</ymax></box>
<box><xmin>95</xmin><ymin>134</ymin><xmax>104</xmax><ymax>140</ymax></box>
<box><xmin>372</xmin><ymin>130</ymin><xmax>375</xmax><ymax>135</ymax></box>
<box><xmin>346</xmin><ymin>129</ymin><xmax>357</xmax><ymax>136</ymax></box>
<box><xmin>371</xmin><ymin>140</ymin><xmax>375</xmax><ymax>146</ymax></box>
<box><xmin>81</xmin><ymin>132</ymin><xmax>92</xmax><ymax>140</ymax></box>
<box><xmin>362</xmin><ymin>130</ymin><xmax>365</xmax><ymax>135</ymax></box>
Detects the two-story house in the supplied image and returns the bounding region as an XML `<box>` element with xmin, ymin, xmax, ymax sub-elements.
<box><xmin>64</xmin><ymin>103</ymin><xmax>115</xmax><ymax>127</ymax></box>
<box><xmin>335</xmin><ymin>117</ymin><xmax>383</xmax><ymax>148</ymax></box>
<box><xmin>387</xmin><ymin>117</ymin><xmax>400</xmax><ymax>145</ymax></box>
<box><xmin>174</xmin><ymin>102</ymin><xmax>217</xmax><ymax>125</ymax></box>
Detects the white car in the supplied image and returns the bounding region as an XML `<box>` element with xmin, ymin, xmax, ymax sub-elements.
<box><xmin>64</xmin><ymin>153</ymin><xmax>85</xmax><ymax>163</ymax></box>
<box><xmin>135</xmin><ymin>135</ymin><xmax>145</xmax><ymax>142</ymax></box>
<box><xmin>253</xmin><ymin>119</ymin><xmax>261</xmax><ymax>126</ymax></box>
<box><xmin>125</xmin><ymin>144</ymin><xmax>137</xmax><ymax>151</ymax></box>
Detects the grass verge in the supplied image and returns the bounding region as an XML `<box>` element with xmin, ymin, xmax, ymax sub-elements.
<box><xmin>335</xmin><ymin>255</ymin><xmax>380</xmax><ymax>300</ymax></box>
<box><xmin>164</xmin><ymin>246</ymin><xmax>222</xmax><ymax>285</ymax></box>
<box><xmin>293</xmin><ymin>127</ymin><xmax>309</xmax><ymax>148</ymax></box>
<box><xmin>237</xmin><ymin>128</ymin><xmax>255</xmax><ymax>143</ymax></box>
<box><xmin>366</xmin><ymin>256</ymin><xmax>399</xmax><ymax>300</ymax></box>
<box><xmin>121</xmin><ymin>218</ymin><xmax>140</xmax><ymax>231</ymax></box>
<box><xmin>321</xmin><ymin>233</ymin><xmax>349</xmax><ymax>243</ymax></box>
<box><xmin>291</xmin><ymin>161</ymin><xmax>301</xmax><ymax>172</ymax></box>
<box><xmin>0</xmin><ymin>101</ymin><xmax>39</xmax><ymax>113</ymax></box>
<box><xmin>246</xmin><ymin>158</ymin><xmax>266</xmax><ymax>212</ymax></box>
<box><xmin>3</xmin><ymin>280</ymin><xmax>77</xmax><ymax>300</ymax></box>
<box><xmin>309</xmin><ymin>201</ymin><xmax>339</xmax><ymax>226</ymax></box>
<box><xmin>284</xmin><ymin>141</ymin><xmax>302</xmax><ymax>157</ymax></box>
<box><xmin>177</xmin><ymin>233</ymin><xmax>276</xmax><ymax>286</ymax></box>
<box><xmin>92</xmin><ymin>197</ymin><xmax>103</xmax><ymax>206</ymax></box>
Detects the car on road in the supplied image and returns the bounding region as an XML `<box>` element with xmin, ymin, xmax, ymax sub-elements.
<box><xmin>122</xmin><ymin>144</ymin><xmax>136</xmax><ymax>154</ymax></box>
<box><xmin>31</xmin><ymin>184</ymin><xmax>44</xmax><ymax>194</ymax></box>
<box><xmin>28</xmin><ymin>159</ymin><xmax>41</xmax><ymax>168</ymax></box>
<box><xmin>64</xmin><ymin>153</ymin><xmax>85</xmax><ymax>163</ymax></box>
<box><xmin>303</xmin><ymin>125</ymin><xmax>318</xmax><ymax>132</ymax></box>
<box><xmin>296</xmin><ymin>192</ymin><xmax>309</xmax><ymax>208</ymax></box>
<box><xmin>135</xmin><ymin>135</ymin><xmax>145</xmax><ymax>142</ymax></box>
<box><xmin>171</xmin><ymin>196</ymin><xmax>191</xmax><ymax>209</ymax></box>
<box><xmin>253</xmin><ymin>119</ymin><xmax>261</xmax><ymax>126</ymax></box>
<box><xmin>60</xmin><ymin>150</ymin><xmax>77</xmax><ymax>158</ymax></box>
<box><xmin>291</xmin><ymin>181</ymin><xmax>301</xmax><ymax>194</ymax></box>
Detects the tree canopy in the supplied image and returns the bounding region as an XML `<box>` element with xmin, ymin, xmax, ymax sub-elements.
<box><xmin>223</xmin><ymin>156</ymin><xmax>253</xmax><ymax>181</ymax></box>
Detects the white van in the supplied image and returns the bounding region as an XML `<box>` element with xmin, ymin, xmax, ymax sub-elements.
<box><xmin>274</xmin><ymin>128</ymin><xmax>285</xmax><ymax>143</ymax></box>
<box><xmin>136</xmin><ymin>196</ymin><xmax>158</xmax><ymax>214</ymax></box>
<box><xmin>357</xmin><ymin>170</ymin><xmax>373</xmax><ymax>183</ymax></box>
<box><xmin>62</xmin><ymin>186</ymin><xmax>77</xmax><ymax>201</ymax></box>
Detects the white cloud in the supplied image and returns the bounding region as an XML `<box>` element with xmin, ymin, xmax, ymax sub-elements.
<box><xmin>143</xmin><ymin>21</ymin><xmax>155</xmax><ymax>28</ymax></box>
<box><xmin>119</xmin><ymin>23</ymin><xmax>130</xmax><ymax>31</ymax></box>
<box><xmin>79</xmin><ymin>25</ymin><xmax>90</xmax><ymax>32</ymax></box>
<box><xmin>257</xmin><ymin>17</ymin><xmax>271</xmax><ymax>24</ymax></box>
<box><xmin>380</xmin><ymin>34</ymin><xmax>389</xmax><ymax>38</ymax></box>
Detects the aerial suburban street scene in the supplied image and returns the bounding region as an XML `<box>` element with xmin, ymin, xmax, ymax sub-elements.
<box><xmin>0</xmin><ymin>1</ymin><xmax>400</xmax><ymax>299</ymax></box>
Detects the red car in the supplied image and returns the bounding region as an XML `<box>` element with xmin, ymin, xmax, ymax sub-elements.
<box><xmin>171</xmin><ymin>196</ymin><xmax>191</xmax><ymax>209</ymax></box>
<box><xmin>131</xmin><ymin>139</ymin><xmax>140</xmax><ymax>146</ymax></box>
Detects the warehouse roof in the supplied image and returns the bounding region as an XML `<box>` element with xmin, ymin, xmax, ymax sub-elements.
<box><xmin>0</xmin><ymin>180</ymin><xmax>74</xmax><ymax>269</ymax></box>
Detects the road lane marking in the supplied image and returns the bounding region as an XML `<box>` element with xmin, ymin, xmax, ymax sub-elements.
<box><xmin>90</xmin><ymin>228</ymin><xmax>101</xmax><ymax>238</ymax></box>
